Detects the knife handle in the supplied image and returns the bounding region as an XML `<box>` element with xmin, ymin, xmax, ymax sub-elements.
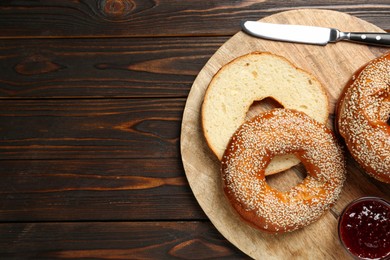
<box><xmin>347</xmin><ymin>32</ymin><xmax>390</xmax><ymax>46</ymax></box>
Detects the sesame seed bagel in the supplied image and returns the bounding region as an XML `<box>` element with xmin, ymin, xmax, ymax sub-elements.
<box><xmin>222</xmin><ymin>109</ymin><xmax>346</xmax><ymax>234</ymax></box>
<box><xmin>202</xmin><ymin>52</ymin><xmax>329</xmax><ymax>175</ymax></box>
<box><xmin>336</xmin><ymin>52</ymin><xmax>390</xmax><ymax>183</ymax></box>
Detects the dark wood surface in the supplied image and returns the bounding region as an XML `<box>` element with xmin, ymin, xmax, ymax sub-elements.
<box><xmin>0</xmin><ymin>1</ymin><xmax>389</xmax><ymax>259</ymax></box>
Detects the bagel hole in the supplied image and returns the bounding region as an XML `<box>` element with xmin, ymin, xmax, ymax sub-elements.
<box><xmin>245</xmin><ymin>97</ymin><xmax>284</xmax><ymax>120</ymax></box>
<box><xmin>265</xmin><ymin>159</ymin><xmax>307</xmax><ymax>193</ymax></box>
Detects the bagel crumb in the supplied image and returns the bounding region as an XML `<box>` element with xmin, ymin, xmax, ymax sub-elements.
<box><xmin>202</xmin><ymin>52</ymin><xmax>329</xmax><ymax>175</ymax></box>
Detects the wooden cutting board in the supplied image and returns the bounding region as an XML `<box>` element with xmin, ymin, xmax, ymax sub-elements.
<box><xmin>181</xmin><ymin>9</ymin><xmax>389</xmax><ymax>259</ymax></box>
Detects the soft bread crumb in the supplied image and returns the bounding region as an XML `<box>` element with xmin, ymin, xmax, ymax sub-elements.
<box><xmin>202</xmin><ymin>52</ymin><xmax>329</xmax><ymax>175</ymax></box>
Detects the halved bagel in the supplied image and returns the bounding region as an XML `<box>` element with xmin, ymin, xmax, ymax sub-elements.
<box><xmin>202</xmin><ymin>52</ymin><xmax>329</xmax><ymax>175</ymax></box>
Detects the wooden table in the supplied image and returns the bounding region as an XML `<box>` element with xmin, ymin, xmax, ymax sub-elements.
<box><xmin>0</xmin><ymin>1</ymin><xmax>389</xmax><ymax>259</ymax></box>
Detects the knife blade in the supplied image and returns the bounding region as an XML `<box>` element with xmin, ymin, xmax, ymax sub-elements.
<box><xmin>241</xmin><ymin>21</ymin><xmax>390</xmax><ymax>46</ymax></box>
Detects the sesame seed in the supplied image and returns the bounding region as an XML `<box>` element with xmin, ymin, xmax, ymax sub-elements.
<box><xmin>221</xmin><ymin>109</ymin><xmax>346</xmax><ymax>233</ymax></box>
<box><xmin>337</xmin><ymin>54</ymin><xmax>390</xmax><ymax>182</ymax></box>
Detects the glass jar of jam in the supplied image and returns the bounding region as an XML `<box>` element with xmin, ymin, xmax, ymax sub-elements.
<box><xmin>338</xmin><ymin>197</ymin><xmax>390</xmax><ymax>260</ymax></box>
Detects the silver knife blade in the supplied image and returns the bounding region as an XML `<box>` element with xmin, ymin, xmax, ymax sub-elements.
<box><xmin>241</xmin><ymin>21</ymin><xmax>338</xmax><ymax>45</ymax></box>
<box><xmin>241</xmin><ymin>21</ymin><xmax>390</xmax><ymax>46</ymax></box>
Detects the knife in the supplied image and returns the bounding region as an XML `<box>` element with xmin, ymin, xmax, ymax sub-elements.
<box><xmin>241</xmin><ymin>21</ymin><xmax>390</xmax><ymax>46</ymax></box>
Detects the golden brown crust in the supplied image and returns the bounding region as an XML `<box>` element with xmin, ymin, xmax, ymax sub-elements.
<box><xmin>221</xmin><ymin>109</ymin><xmax>346</xmax><ymax>233</ymax></box>
<box><xmin>336</xmin><ymin>52</ymin><xmax>390</xmax><ymax>183</ymax></box>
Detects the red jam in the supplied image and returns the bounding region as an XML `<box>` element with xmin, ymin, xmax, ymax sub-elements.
<box><xmin>338</xmin><ymin>197</ymin><xmax>390</xmax><ymax>260</ymax></box>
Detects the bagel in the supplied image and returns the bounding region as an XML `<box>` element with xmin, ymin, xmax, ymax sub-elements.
<box><xmin>336</xmin><ymin>52</ymin><xmax>390</xmax><ymax>183</ymax></box>
<box><xmin>221</xmin><ymin>109</ymin><xmax>346</xmax><ymax>233</ymax></box>
<box><xmin>202</xmin><ymin>52</ymin><xmax>329</xmax><ymax>175</ymax></box>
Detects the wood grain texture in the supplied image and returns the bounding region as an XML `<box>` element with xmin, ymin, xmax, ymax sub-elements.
<box><xmin>0</xmin><ymin>221</ymin><xmax>248</xmax><ymax>259</ymax></box>
<box><xmin>181</xmin><ymin>9</ymin><xmax>390</xmax><ymax>259</ymax></box>
<box><xmin>0</xmin><ymin>0</ymin><xmax>389</xmax><ymax>38</ymax></box>
<box><xmin>0</xmin><ymin>2</ymin><xmax>389</xmax><ymax>259</ymax></box>
<box><xmin>0</xmin><ymin>37</ymin><xmax>225</xmax><ymax>98</ymax></box>
<box><xmin>0</xmin><ymin>159</ymin><xmax>206</xmax><ymax>221</ymax></box>
<box><xmin>0</xmin><ymin>98</ymin><xmax>184</xmax><ymax>159</ymax></box>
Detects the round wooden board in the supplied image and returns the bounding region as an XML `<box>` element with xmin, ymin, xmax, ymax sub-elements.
<box><xmin>181</xmin><ymin>9</ymin><xmax>389</xmax><ymax>259</ymax></box>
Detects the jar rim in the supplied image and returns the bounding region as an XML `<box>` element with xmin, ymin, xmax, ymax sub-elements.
<box><xmin>338</xmin><ymin>196</ymin><xmax>390</xmax><ymax>260</ymax></box>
